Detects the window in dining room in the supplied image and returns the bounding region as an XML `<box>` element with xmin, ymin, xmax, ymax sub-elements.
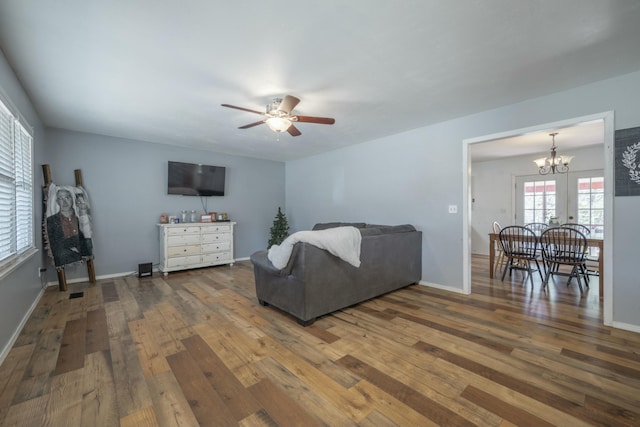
<box><xmin>522</xmin><ymin>179</ymin><xmax>556</xmax><ymax>224</ymax></box>
<box><xmin>577</xmin><ymin>176</ymin><xmax>604</xmax><ymax>235</ymax></box>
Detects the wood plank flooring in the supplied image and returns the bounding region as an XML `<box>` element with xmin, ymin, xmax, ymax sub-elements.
<box><xmin>1</xmin><ymin>255</ymin><xmax>639</xmax><ymax>426</ymax></box>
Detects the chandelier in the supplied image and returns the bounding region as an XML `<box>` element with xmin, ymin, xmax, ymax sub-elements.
<box><xmin>533</xmin><ymin>132</ymin><xmax>573</xmax><ymax>175</ymax></box>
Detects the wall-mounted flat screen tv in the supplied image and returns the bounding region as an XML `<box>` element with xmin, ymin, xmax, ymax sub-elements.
<box><xmin>168</xmin><ymin>161</ymin><xmax>226</xmax><ymax>196</ymax></box>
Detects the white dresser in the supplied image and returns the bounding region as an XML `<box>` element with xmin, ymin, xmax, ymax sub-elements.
<box><xmin>158</xmin><ymin>222</ymin><xmax>235</xmax><ymax>275</ymax></box>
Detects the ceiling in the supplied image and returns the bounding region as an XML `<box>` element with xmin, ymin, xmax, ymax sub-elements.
<box><xmin>1</xmin><ymin>1</ymin><xmax>639</xmax><ymax>162</ymax></box>
<box><xmin>469</xmin><ymin>119</ymin><xmax>604</xmax><ymax>162</ymax></box>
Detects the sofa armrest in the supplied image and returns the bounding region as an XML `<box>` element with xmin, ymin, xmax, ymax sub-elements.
<box><xmin>250</xmin><ymin>243</ymin><xmax>304</xmax><ymax>277</ymax></box>
<box><xmin>250</xmin><ymin>251</ymin><xmax>286</xmax><ymax>276</ymax></box>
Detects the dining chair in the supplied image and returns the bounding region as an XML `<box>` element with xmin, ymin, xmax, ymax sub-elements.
<box><xmin>562</xmin><ymin>223</ymin><xmax>591</xmax><ymax>235</ymax></box>
<box><xmin>562</xmin><ymin>223</ymin><xmax>596</xmax><ymax>282</ymax></box>
<box><xmin>492</xmin><ymin>221</ymin><xmax>506</xmax><ymax>276</ymax></box>
<box><xmin>524</xmin><ymin>222</ymin><xmax>549</xmax><ymax>235</ymax></box>
<box><xmin>539</xmin><ymin>226</ymin><xmax>589</xmax><ymax>291</ymax></box>
<box><xmin>524</xmin><ymin>222</ymin><xmax>548</xmax><ymax>263</ymax></box>
<box><xmin>498</xmin><ymin>225</ymin><xmax>543</xmax><ymax>287</ymax></box>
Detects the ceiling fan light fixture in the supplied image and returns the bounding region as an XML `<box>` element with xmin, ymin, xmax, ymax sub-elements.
<box><xmin>222</xmin><ymin>95</ymin><xmax>334</xmax><ymax>137</ymax></box>
<box><xmin>266</xmin><ymin>98</ymin><xmax>282</xmax><ymax>115</ymax></box>
<box><xmin>266</xmin><ymin>116</ymin><xmax>292</xmax><ymax>133</ymax></box>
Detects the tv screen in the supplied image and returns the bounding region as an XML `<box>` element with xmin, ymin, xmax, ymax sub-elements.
<box><xmin>168</xmin><ymin>161</ymin><xmax>226</xmax><ymax>196</ymax></box>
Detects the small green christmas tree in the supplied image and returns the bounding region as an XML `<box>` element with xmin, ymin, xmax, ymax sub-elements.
<box><xmin>268</xmin><ymin>207</ymin><xmax>289</xmax><ymax>248</ymax></box>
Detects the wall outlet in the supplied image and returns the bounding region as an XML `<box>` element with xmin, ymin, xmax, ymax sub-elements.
<box><xmin>448</xmin><ymin>205</ymin><xmax>458</xmax><ymax>214</ymax></box>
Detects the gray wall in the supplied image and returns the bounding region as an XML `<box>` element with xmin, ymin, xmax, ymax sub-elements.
<box><xmin>2</xmin><ymin>43</ymin><xmax>640</xmax><ymax>359</ymax></box>
<box><xmin>286</xmin><ymin>70</ymin><xmax>640</xmax><ymax>330</ymax></box>
<box><xmin>0</xmin><ymin>49</ymin><xmax>46</xmax><ymax>357</ymax></box>
<box><xmin>44</xmin><ymin>128</ymin><xmax>285</xmax><ymax>279</ymax></box>
<box><xmin>286</xmin><ymin>120</ymin><xmax>465</xmax><ymax>289</ymax></box>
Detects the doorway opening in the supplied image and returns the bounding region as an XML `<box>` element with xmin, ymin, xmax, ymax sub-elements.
<box><xmin>462</xmin><ymin>111</ymin><xmax>614</xmax><ymax>326</ymax></box>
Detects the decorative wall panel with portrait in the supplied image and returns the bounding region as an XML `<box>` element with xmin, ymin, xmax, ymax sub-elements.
<box><xmin>43</xmin><ymin>184</ymin><xmax>94</xmax><ymax>267</ymax></box>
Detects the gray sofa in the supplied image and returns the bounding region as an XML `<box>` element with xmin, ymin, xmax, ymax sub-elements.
<box><xmin>250</xmin><ymin>222</ymin><xmax>422</xmax><ymax>326</ymax></box>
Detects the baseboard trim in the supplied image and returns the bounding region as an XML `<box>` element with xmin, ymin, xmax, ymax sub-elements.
<box><xmin>45</xmin><ymin>271</ymin><xmax>137</xmax><ymax>287</ymax></box>
<box><xmin>42</xmin><ymin>261</ymin><xmax>250</xmax><ymax>287</ymax></box>
<box><xmin>0</xmin><ymin>285</ymin><xmax>47</xmax><ymax>366</ymax></box>
<box><xmin>611</xmin><ymin>320</ymin><xmax>640</xmax><ymax>334</ymax></box>
<box><xmin>418</xmin><ymin>280</ymin><xmax>470</xmax><ymax>295</ymax></box>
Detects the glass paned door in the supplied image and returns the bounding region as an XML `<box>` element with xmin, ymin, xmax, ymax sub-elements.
<box><xmin>573</xmin><ymin>176</ymin><xmax>604</xmax><ymax>235</ymax></box>
<box><xmin>516</xmin><ymin>175</ymin><xmax>566</xmax><ymax>226</ymax></box>
<box><xmin>568</xmin><ymin>170</ymin><xmax>604</xmax><ymax>258</ymax></box>
<box><xmin>522</xmin><ymin>180</ymin><xmax>556</xmax><ymax>224</ymax></box>
<box><xmin>517</xmin><ymin>171</ymin><xmax>603</xmax><ymax>230</ymax></box>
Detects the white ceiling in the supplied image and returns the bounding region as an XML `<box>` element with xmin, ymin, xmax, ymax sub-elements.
<box><xmin>1</xmin><ymin>1</ymin><xmax>639</xmax><ymax>162</ymax></box>
<box><xmin>469</xmin><ymin>119</ymin><xmax>604</xmax><ymax>162</ymax></box>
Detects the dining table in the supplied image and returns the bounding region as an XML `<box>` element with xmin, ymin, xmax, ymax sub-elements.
<box><xmin>488</xmin><ymin>232</ymin><xmax>604</xmax><ymax>298</ymax></box>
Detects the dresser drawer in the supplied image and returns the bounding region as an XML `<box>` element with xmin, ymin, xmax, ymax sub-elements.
<box><xmin>201</xmin><ymin>232</ymin><xmax>230</xmax><ymax>243</ymax></box>
<box><xmin>166</xmin><ymin>226</ymin><xmax>200</xmax><ymax>235</ymax></box>
<box><xmin>202</xmin><ymin>252</ymin><xmax>231</xmax><ymax>264</ymax></box>
<box><xmin>168</xmin><ymin>234</ymin><xmax>201</xmax><ymax>246</ymax></box>
<box><xmin>201</xmin><ymin>224</ymin><xmax>231</xmax><ymax>234</ymax></box>
<box><xmin>167</xmin><ymin>245</ymin><xmax>200</xmax><ymax>257</ymax></box>
<box><xmin>202</xmin><ymin>241</ymin><xmax>231</xmax><ymax>254</ymax></box>
<box><xmin>167</xmin><ymin>255</ymin><xmax>201</xmax><ymax>268</ymax></box>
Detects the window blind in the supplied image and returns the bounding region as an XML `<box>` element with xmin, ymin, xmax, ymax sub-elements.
<box><xmin>15</xmin><ymin>121</ymin><xmax>33</xmax><ymax>252</ymax></box>
<box><xmin>0</xmin><ymin>102</ymin><xmax>14</xmax><ymax>262</ymax></box>
<box><xmin>0</xmin><ymin>96</ymin><xmax>34</xmax><ymax>265</ymax></box>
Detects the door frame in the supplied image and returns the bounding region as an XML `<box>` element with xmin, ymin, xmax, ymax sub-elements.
<box><xmin>462</xmin><ymin>111</ymin><xmax>614</xmax><ymax>326</ymax></box>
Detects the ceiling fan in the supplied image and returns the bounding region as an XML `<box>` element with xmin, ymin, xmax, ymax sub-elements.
<box><xmin>221</xmin><ymin>95</ymin><xmax>335</xmax><ymax>137</ymax></box>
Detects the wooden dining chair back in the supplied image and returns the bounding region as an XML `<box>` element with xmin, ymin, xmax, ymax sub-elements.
<box><xmin>561</xmin><ymin>223</ymin><xmax>597</xmax><ymax>281</ymax></box>
<box><xmin>498</xmin><ymin>225</ymin><xmax>543</xmax><ymax>287</ymax></box>
<box><xmin>492</xmin><ymin>221</ymin><xmax>506</xmax><ymax>276</ymax></box>
<box><xmin>562</xmin><ymin>223</ymin><xmax>591</xmax><ymax>235</ymax></box>
<box><xmin>524</xmin><ymin>222</ymin><xmax>548</xmax><ymax>234</ymax></box>
<box><xmin>539</xmin><ymin>226</ymin><xmax>589</xmax><ymax>291</ymax></box>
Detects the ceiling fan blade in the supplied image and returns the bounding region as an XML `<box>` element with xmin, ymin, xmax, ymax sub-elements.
<box><xmin>221</xmin><ymin>104</ymin><xmax>265</xmax><ymax>115</ymax></box>
<box><xmin>238</xmin><ymin>120</ymin><xmax>265</xmax><ymax>129</ymax></box>
<box><xmin>294</xmin><ymin>115</ymin><xmax>335</xmax><ymax>125</ymax></box>
<box><xmin>277</xmin><ymin>95</ymin><xmax>300</xmax><ymax>114</ymax></box>
<box><xmin>287</xmin><ymin>124</ymin><xmax>302</xmax><ymax>137</ymax></box>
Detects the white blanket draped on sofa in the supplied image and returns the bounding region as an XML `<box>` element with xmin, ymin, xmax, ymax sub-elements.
<box><xmin>268</xmin><ymin>226</ymin><xmax>362</xmax><ymax>270</ymax></box>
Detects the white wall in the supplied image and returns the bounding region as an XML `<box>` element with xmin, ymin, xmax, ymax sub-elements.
<box><xmin>471</xmin><ymin>144</ymin><xmax>604</xmax><ymax>255</ymax></box>
<box><xmin>286</xmin><ymin>69</ymin><xmax>640</xmax><ymax>330</ymax></box>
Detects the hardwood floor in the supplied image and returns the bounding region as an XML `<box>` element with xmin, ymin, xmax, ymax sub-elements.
<box><xmin>1</xmin><ymin>255</ymin><xmax>639</xmax><ymax>426</ymax></box>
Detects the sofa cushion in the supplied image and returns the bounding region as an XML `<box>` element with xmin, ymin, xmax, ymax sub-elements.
<box><xmin>360</xmin><ymin>224</ymin><xmax>416</xmax><ymax>236</ymax></box>
<box><xmin>313</xmin><ymin>222</ymin><xmax>366</xmax><ymax>230</ymax></box>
